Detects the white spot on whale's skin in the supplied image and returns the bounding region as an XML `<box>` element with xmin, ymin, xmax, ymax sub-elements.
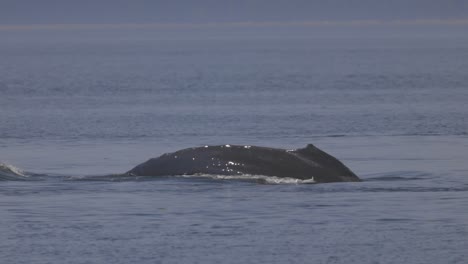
<box><xmin>228</xmin><ymin>161</ymin><xmax>235</xmax><ymax>165</ymax></box>
<box><xmin>192</xmin><ymin>157</ymin><xmax>195</xmax><ymax>160</ymax></box>
<box><xmin>244</xmin><ymin>145</ymin><xmax>251</xmax><ymax>149</ymax></box>
<box><xmin>225</xmin><ymin>144</ymin><xmax>231</xmax><ymax>148</ymax></box>
<box><xmin>174</xmin><ymin>155</ymin><xmax>178</xmax><ymax>159</ymax></box>
<box><xmin>204</xmin><ymin>145</ymin><xmax>208</xmax><ymax>148</ymax></box>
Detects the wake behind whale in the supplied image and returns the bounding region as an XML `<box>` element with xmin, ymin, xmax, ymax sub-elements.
<box><xmin>1</xmin><ymin>144</ymin><xmax>360</xmax><ymax>183</ymax></box>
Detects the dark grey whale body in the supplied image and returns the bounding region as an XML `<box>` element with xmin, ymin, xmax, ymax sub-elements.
<box><xmin>127</xmin><ymin>144</ymin><xmax>360</xmax><ymax>183</ymax></box>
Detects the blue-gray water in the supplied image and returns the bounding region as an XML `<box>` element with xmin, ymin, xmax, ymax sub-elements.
<box><xmin>1</xmin><ymin>30</ymin><xmax>468</xmax><ymax>263</ymax></box>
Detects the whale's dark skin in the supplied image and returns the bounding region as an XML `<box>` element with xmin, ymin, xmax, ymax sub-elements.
<box><xmin>127</xmin><ymin>144</ymin><xmax>360</xmax><ymax>183</ymax></box>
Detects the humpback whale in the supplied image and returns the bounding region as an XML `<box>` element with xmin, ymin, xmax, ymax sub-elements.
<box><xmin>127</xmin><ymin>144</ymin><xmax>360</xmax><ymax>183</ymax></box>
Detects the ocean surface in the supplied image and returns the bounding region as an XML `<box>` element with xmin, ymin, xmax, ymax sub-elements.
<box><xmin>1</xmin><ymin>28</ymin><xmax>468</xmax><ymax>263</ymax></box>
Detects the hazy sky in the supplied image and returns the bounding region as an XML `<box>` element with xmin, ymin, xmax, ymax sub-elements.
<box><xmin>1</xmin><ymin>0</ymin><xmax>467</xmax><ymax>25</ymax></box>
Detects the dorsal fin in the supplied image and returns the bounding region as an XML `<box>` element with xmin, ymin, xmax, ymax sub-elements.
<box><xmin>295</xmin><ymin>144</ymin><xmax>335</xmax><ymax>162</ymax></box>
<box><xmin>296</xmin><ymin>144</ymin><xmax>317</xmax><ymax>153</ymax></box>
<box><xmin>305</xmin><ymin>144</ymin><xmax>316</xmax><ymax>150</ymax></box>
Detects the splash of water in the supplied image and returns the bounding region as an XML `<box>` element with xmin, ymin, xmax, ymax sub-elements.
<box><xmin>0</xmin><ymin>162</ymin><xmax>29</xmax><ymax>180</ymax></box>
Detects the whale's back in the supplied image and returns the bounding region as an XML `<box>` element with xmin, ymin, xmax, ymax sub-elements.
<box><xmin>127</xmin><ymin>144</ymin><xmax>360</xmax><ymax>183</ymax></box>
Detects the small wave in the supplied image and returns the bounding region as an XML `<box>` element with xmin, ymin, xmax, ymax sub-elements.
<box><xmin>365</xmin><ymin>171</ymin><xmax>434</xmax><ymax>181</ymax></box>
<box><xmin>0</xmin><ymin>162</ymin><xmax>30</xmax><ymax>181</ymax></box>
<box><xmin>366</xmin><ymin>176</ymin><xmax>424</xmax><ymax>181</ymax></box>
<box><xmin>358</xmin><ymin>186</ymin><xmax>468</xmax><ymax>193</ymax></box>
<box><xmin>67</xmin><ymin>174</ymin><xmax>147</xmax><ymax>182</ymax></box>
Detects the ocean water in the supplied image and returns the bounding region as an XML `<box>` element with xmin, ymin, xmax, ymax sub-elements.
<box><xmin>1</xmin><ymin>28</ymin><xmax>468</xmax><ymax>263</ymax></box>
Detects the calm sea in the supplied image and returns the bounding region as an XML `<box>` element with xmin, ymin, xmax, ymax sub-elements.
<box><xmin>1</xmin><ymin>28</ymin><xmax>468</xmax><ymax>263</ymax></box>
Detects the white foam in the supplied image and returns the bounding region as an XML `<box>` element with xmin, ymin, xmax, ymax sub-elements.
<box><xmin>0</xmin><ymin>162</ymin><xmax>26</xmax><ymax>177</ymax></box>
<box><xmin>179</xmin><ymin>173</ymin><xmax>315</xmax><ymax>184</ymax></box>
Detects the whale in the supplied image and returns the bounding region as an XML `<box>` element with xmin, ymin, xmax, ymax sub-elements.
<box><xmin>127</xmin><ymin>144</ymin><xmax>360</xmax><ymax>183</ymax></box>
